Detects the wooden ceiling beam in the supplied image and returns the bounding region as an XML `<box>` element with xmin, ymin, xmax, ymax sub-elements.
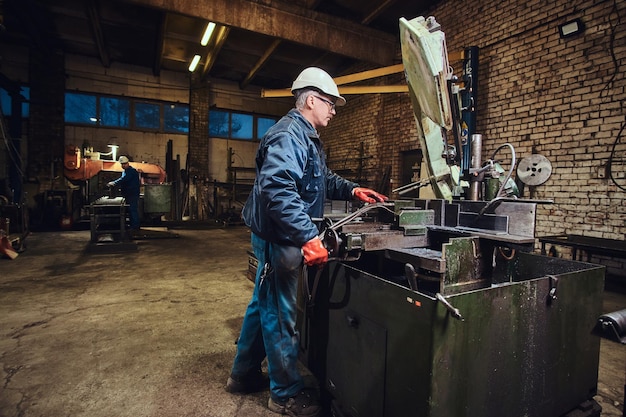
<box><xmin>124</xmin><ymin>0</ymin><xmax>396</xmax><ymax>66</ymax></box>
<box><xmin>85</xmin><ymin>0</ymin><xmax>110</xmax><ymax>68</ymax></box>
<box><xmin>152</xmin><ymin>12</ymin><xmax>167</xmax><ymax>76</ymax></box>
<box><xmin>200</xmin><ymin>25</ymin><xmax>230</xmax><ymax>79</ymax></box>
<box><xmin>239</xmin><ymin>39</ymin><xmax>281</xmax><ymax>89</ymax></box>
<box><xmin>361</xmin><ymin>0</ymin><xmax>397</xmax><ymax>25</ymax></box>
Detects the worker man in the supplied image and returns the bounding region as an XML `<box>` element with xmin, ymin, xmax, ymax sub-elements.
<box><xmin>107</xmin><ymin>155</ymin><xmax>141</xmax><ymax>232</ymax></box>
<box><xmin>225</xmin><ymin>67</ymin><xmax>387</xmax><ymax>416</ymax></box>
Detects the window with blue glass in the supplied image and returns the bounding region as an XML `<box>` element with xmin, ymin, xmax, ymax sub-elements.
<box><xmin>135</xmin><ymin>102</ymin><xmax>160</xmax><ymax>129</ymax></box>
<box><xmin>100</xmin><ymin>97</ymin><xmax>130</xmax><ymax>127</ymax></box>
<box><xmin>209</xmin><ymin>110</ymin><xmax>230</xmax><ymax>137</ymax></box>
<box><xmin>231</xmin><ymin>113</ymin><xmax>253</xmax><ymax>139</ymax></box>
<box><xmin>1</xmin><ymin>87</ymin><xmax>30</xmax><ymax>117</ymax></box>
<box><xmin>0</xmin><ymin>88</ymin><xmax>13</xmax><ymax>116</ymax></box>
<box><xmin>65</xmin><ymin>93</ymin><xmax>97</xmax><ymax>124</ymax></box>
<box><xmin>64</xmin><ymin>92</ymin><xmax>188</xmax><ymax>134</ymax></box>
<box><xmin>164</xmin><ymin>104</ymin><xmax>189</xmax><ymax>133</ymax></box>
<box><xmin>0</xmin><ymin>89</ymin><xmax>10</xmax><ymax>116</ymax></box>
<box><xmin>210</xmin><ymin>109</ymin><xmax>277</xmax><ymax>140</ymax></box>
<box><xmin>257</xmin><ymin>117</ymin><xmax>276</xmax><ymax>139</ymax></box>
<box><xmin>22</xmin><ymin>87</ymin><xmax>30</xmax><ymax>117</ymax></box>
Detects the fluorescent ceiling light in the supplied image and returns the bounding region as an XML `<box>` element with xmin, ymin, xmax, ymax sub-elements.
<box><xmin>188</xmin><ymin>54</ymin><xmax>201</xmax><ymax>72</ymax></box>
<box><xmin>201</xmin><ymin>22</ymin><xmax>216</xmax><ymax>46</ymax></box>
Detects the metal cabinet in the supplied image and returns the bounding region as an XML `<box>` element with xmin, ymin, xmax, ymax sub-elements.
<box><xmin>89</xmin><ymin>197</ymin><xmax>129</xmax><ymax>243</ymax></box>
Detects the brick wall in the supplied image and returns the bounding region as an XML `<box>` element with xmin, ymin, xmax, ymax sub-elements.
<box><xmin>323</xmin><ymin>67</ymin><xmax>416</xmax><ymax>191</ymax></box>
<box><xmin>326</xmin><ymin>0</ymin><xmax>626</xmax><ymax>275</ymax></box>
<box><xmin>441</xmin><ymin>0</ymin><xmax>626</xmax><ymax>274</ymax></box>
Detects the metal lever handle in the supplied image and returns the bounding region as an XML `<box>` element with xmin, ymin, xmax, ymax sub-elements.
<box><xmin>318</xmin><ymin>202</ymin><xmax>394</xmax><ymax>239</ymax></box>
<box><xmin>436</xmin><ymin>293</ymin><xmax>464</xmax><ymax>321</ymax></box>
<box><xmin>547</xmin><ymin>275</ymin><xmax>558</xmax><ymax>306</ymax></box>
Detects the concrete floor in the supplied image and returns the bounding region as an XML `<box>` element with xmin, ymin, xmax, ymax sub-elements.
<box><xmin>0</xmin><ymin>226</ymin><xmax>624</xmax><ymax>417</ymax></box>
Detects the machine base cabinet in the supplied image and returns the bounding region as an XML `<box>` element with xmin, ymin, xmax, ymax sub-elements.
<box><xmin>89</xmin><ymin>197</ymin><xmax>129</xmax><ymax>243</ymax></box>
<box><xmin>298</xmin><ymin>251</ymin><xmax>604</xmax><ymax>417</ymax></box>
<box><xmin>86</xmin><ymin>196</ymin><xmax>137</xmax><ymax>252</ymax></box>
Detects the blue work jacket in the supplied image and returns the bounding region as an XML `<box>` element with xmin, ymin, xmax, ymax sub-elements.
<box><xmin>112</xmin><ymin>165</ymin><xmax>140</xmax><ymax>200</ymax></box>
<box><xmin>242</xmin><ymin>109</ymin><xmax>358</xmax><ymax>247</ymax></box>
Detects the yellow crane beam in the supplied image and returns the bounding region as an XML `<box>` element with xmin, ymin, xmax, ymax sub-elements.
<box><xmin>261</xmin><ymin>63</ymin><xmax>407</xmax><ymax>98</ymax></box>
<box><xmin>260</xmin><ymin>50</ymin><xmax>466</xmax><ymax>98</ymax></box>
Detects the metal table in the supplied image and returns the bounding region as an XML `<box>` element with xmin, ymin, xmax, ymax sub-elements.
<box><xmin>539</xmin><ymin>234</ymin><xmax>626</xmax><ymax>262</ymax></box>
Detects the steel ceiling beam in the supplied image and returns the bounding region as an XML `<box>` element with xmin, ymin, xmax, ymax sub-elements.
<box><xmin>124</xmin><ymin>0</ymin><xmax>396</xmax><ymax>66</ymax></box>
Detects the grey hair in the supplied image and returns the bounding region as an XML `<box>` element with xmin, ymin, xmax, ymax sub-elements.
<box><xmin>294</xmin><ymin>89</ymin><xmax>316</xmax><ymax>110</ymax></box>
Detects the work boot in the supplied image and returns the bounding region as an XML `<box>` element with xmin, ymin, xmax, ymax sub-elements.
<box><xmin>268</xmin><ymin>389</ymin><xmax>321</xmax><ymax>416</ymax></box>
<box><xmin>225</xmin><ymin>370</ymin><xmax>269</xmax><ymax>394</ymax></box>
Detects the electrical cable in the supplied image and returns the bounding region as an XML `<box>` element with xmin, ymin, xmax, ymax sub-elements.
<box><xmin>595</xmin><ymin>0</ymin><xmax>625</xmax><ymax>191</ymax></box>
<box><xmin>490</xmin><ymin>143</ymin><xmax>516</xmax><ymax>198</ymax></box>
<box><xmin>498</xmin><ymin>246</ymin><xmax>516</xmax><ymax>261</ymax></box>
<box><xmin>607</xmin><ymin>120</ymin><xmax>626</xmax><ymax>192</ymax></box>
<box><xmin>599</xmin><ymin>0</ymin><xmax>622</xmax><ymax>98</ymax></box>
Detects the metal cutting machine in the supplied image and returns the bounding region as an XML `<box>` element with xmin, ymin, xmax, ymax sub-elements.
<box><xmin>297</xmin><ymin>16</ymin><xmax>604</xmax><ymax>417</ymax></box>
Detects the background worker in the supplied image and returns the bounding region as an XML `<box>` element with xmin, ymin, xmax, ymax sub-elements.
<box><xmin>107</xmin><ymin>155</ymin><xmax>141</xmax><ymax>232</ymax></box>
<box><xmin>225</xmin><ymin>67</ymin><xmax>387</xmax><ymax>416</ymax></box>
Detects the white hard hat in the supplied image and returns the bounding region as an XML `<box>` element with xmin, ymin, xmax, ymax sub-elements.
<box><xmin>291</xmin><ymin>67</ymin><xmax>346</xmax><ymax>106</ymax></box>
<box><xmin>118</xmin><ymin>156</ymin><xmax>129</xmax><ymax>164</ymax></box>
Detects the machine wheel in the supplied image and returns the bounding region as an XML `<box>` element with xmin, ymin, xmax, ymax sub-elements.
<box><xmin>323</xmin><ymin>227</ymin><xmax>341</xmax><ymax>258</ymax></box>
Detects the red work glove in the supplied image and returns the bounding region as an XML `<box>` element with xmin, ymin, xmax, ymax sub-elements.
<box><xmin>352</xmin><ymin>187</ymin><xmax>388</xmax><ymax>204</ymax></box>
<box><xmin>301</xmin><ymin>237</ymin><xmax>328</xmax><ymax>266</ymax></box>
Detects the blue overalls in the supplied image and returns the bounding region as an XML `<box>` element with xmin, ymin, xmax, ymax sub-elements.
<box><xmin>230</xmin><ymin>109</ymin><xmax>357</xmax><ymax>403</ymax></box>
<box><xmin>112</xmin><ymin>165</ymin><xmax>141</xmax><ymax>230</ymax></box>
